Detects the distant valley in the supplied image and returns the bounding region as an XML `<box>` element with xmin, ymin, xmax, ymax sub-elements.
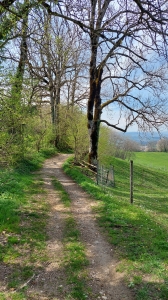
<box><xmin>122</xmin><ymin>131</ymin><xmax>168</xmax><ymax>145</ymax></box>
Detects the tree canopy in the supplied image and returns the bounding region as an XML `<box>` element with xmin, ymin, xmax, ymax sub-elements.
<box><xmin>0</xmin><ymin>0</ymin><xmax>168</xmax><ymax>164</ymax></box>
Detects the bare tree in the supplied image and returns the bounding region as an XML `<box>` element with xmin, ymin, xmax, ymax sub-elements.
<box><xmin>1</xmin><ymin>1</ymin><xmax>89</xmax><ymax>150</ymax></box>
<box><xmin>157</xmin><ymin>138</ymin><xmax>168</xmax><ymax>152</ymax></box>
<box><xmin>26</xmin><ymin>10</ymin><xmax>88</xmax><ymax>147</ymax></box>
<box><xmin>63</xmin><ymin>40</ymin><xmax>89</xmax><ymax>108</ymax></box>
<box><xmin>147</xmin><ymin>141</ymin><xmax>157</xmax><ymax>152</ymax></box>
<box><xmin>41</xmin><ymin>0</ymin><xmax>168</xmax><ymax>164</ymax></box>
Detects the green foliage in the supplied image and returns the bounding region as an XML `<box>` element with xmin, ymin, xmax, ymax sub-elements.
<box><xmin>0</xmin><ymin>74</ymin><xmax>56</xmax><ymax>165</ymax></box>
<box><xmin>0</xmin><ymin>9</ymin><xmax>17</xmax><ymax>46</ymax></box>
<box><xmin>57</xmin><ymin>106</ymin><xmax>89</xmax><ymax>158</ymax></box>
<box><xmin>0</xmin><ymin>0</ymin><xmax>35</xmax><ymax>49</ymax></box>
<box><xmin>98</xmin><ymin>125</ymin><xmax>139</xmax><ymax>164</ymax></box>
<box><xmin>39</xmin><ymin>147</ymin><xmax>57</xmax><ymax>158</ymax></box>
<box><xmin>63</xmin><ymin>153</ymin><xmax>168</xmax><ymax>300</ymax></box>
<box><xmin>98</xmin><ymin>125</ymin><xmax>115</xmax><ymax>164</ymax></box>
<box><xmin>0</xmin><ymin>71</ymin><xmax>30</xmax><ymax>164</ymax></box>
<box><xmin>0</xmin><ymin>66</ymin><xmax>139</xmax><ymax>167</ymax></box>
<box><xmin>24</xmin><ymin>110</ymin><xmax>54</xmax><ymax>154</ymax></box>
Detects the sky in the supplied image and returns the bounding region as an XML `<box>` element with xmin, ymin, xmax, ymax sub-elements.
<box><xmin>101</xmin><ymin>108</ymin><xmax>168</xmax><ymax>134</ymax></box>
<box><xmin>101</xmin><ymin>106</ymin><xmax>138</xmax><ymax>132</ymax></box>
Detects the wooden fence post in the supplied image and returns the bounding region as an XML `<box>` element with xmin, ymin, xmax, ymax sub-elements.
<box><xmin>130</xmin><ymin>160</ymin><xmax>133</xmax><ymax>204</ymax></box>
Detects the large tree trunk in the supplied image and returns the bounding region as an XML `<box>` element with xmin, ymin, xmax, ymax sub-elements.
<box><xmin>87</xmin><ymin>1</ymin><xmax>104</xmax><ymax>166</ymax></box>
<box><xmin>88</xmin><ymin>64</ymin><xmax>103</xmax><ymax>165</ymax></box>
<box><xmin>49</xmin><ymin>84</ymin><xmax>61</xmax><ymax>147</ymax></box>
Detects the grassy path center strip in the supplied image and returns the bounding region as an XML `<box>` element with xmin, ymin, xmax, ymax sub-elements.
<box><xmin>52</xmin><ymin>178</ymin><xmax>90</xmax><ymax>299</ymax></box>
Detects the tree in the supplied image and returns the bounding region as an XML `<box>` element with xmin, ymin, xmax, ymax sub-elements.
<box><xmin>27</xmin><ymin>10</ymin><xmax>88</xmax><ymax>148</ymax></box>
<box><xmin>10</xmin><ymin>1</ymin><xmax>29</xmax><ymax>151</ymax></box>
<box><xmin>65</xmin><ymin>106</ymin><xmax>89</xmax><ymax>161</ymax></box>
<box><xmin>114</xmin><ymin>135</ymin><xmax>140</xmax><ymax>159</ymax></box>
<box><xmin>0</xmin><ymin>1</ymin><xmax>29</xmax><ymax>163</ymax></box>
<box><xmin>147</xmin><ymin>141</ymin><xmax>157</xmax><ymax>152</ymax></box>
<box><xmin>0</xmin><ymin>0</ymin><xmax>31</xmax><ymax>48</ymax></box>
<box><xmin>24</xmin><ymin>105</ymin><xmax>54</xmax><ymax>153</ymax></box>
<box><xmin>0</xmin><ymin>1</ymin><xmax>89</xmax><ymax>156</ymax></box>
<box><xmin>42</xmin><ymin>0</ymin><xmax>168</xmax><ymax>164</ymax></box>
<box><xmin>98</xmin><ymin>126</ymin><xmax>140</xmax><ymax>164</ymax></box>
<box><xmin>157</xmin><ymin>138</ymin><xmax>168</xmax><ymax>152</ymax></box>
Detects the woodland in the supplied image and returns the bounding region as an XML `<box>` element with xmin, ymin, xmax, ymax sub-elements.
<box><xmin>0</xmin><ymin>0</ymin><xmax>168</xmax><ymax>165</ymax></box>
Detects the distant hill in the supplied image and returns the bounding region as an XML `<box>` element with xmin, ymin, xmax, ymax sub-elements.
<box><xmin>122</xmin><ymin>132</ymin><xmax>168</xmax><ymax>145</ymax></box>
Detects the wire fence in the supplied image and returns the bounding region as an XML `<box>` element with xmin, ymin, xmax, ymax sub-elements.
<box><xmin>79</xmin><ymin>159</ymin><xmax>168</xmax><ymax>207</ymax></box>
<box><xmin>79</xmin><ymin>158</ymin><xmax>166</xmax><ymax>192</ymax></box>
<box><xmin>109</xmin><ymin>159</ymin><xmax>168</xmax><ymax>205</ymax></box>
<box><xmin>78</xmin><ymin>161</ymin><xmax>115</xmax><ymax>187</ymax></box>
<box><xmin>79</xmin><ymin>159</ymin><xmax>161</xmax><ymax>194</ymax></box>
<box><xmin>96</xmin><ymin>163</ymin><xmax>115</xmax><ymax>187</ymax></box>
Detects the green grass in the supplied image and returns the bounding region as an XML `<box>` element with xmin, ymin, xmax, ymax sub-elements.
<box><xmin>134</xmin><ymin>152</ymin><xmax>168</xmax><ymax>171</ymax></box>
<box><xmin>63</xmin><ymin>154</ymin><xmax>168</xmax><ymax>300</ymax></box>
<box><xmin>1</xmin><ymin>150</ymin><xmax>168</xmax><ymax>299</ymax></box>
<box><xmin>63</xmin><ymin>217</ymin><xmax>89</xmax><ymax>299</ymax></box>
<box><xmin>52</xmin><ymin>178</ymin><xmax>90</xmax><ymax>299</ymax></box>
<box><xmin>52</xmin><ymin>178</ymin><xmax>71</xmax><ymax>207</ymax></box>
<box><xmin>0</xmin><ymin>152</ymin><xmax>51</xmax><ymax>299</ymax></box>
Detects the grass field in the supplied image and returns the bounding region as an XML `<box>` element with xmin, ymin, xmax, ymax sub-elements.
<box><xmin>134</xmin><ymin>151</ymin><xmax>168</xmax><ymax>171</ymax></box>
<box><xmin>63</xmin><ymin>152</ymin><xmax>168</xmax><ymax>300</ymax></box>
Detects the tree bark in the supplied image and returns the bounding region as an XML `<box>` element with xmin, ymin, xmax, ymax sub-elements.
<box><xmin>88</xmin><ymin>63</ymin><xmax>103</xmax><ymax>165</ymax></box>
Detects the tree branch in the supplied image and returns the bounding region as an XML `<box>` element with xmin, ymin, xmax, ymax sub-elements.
<box><xmin>133</xmin><ymin>0</ymin><xmax>167</xmax><ymax>24</ymax></box>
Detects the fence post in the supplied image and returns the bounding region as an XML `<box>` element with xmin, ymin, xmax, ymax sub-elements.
<box><xmin>97</xmin><ymin>160</ymin><xmax>99</xmax><ymax>185</ymax></box>
<box><xmin>130</xmin><ymin>160</ymin><xmax>133</xmax><ymax>204</ymax></box>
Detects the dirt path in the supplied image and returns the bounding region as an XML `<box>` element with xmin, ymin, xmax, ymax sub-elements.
<box><xmin>27</xmin><ymin>154</ymin><xmax>135</xmax><ymax>300</ymax></box>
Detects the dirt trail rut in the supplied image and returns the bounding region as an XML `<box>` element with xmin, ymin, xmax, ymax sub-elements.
<box><xmin>28</xmin><ymin>154</ymin><xmax>134</xmax><ymax>300</ymax></box>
